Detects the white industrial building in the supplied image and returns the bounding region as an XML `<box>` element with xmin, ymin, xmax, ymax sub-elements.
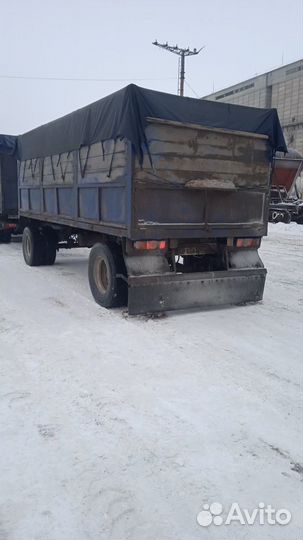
<box><xmin>203</xmin><ymin>59</ymin><xmax>303</xmax><ymax>155</ymax></box>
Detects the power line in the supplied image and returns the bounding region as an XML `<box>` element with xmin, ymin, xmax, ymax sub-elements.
<box><xmin>0</xmin><ymin>74</ymin><xmax>176</xmax><ymax>82</ymax></box>
<box><xmin>152</xmin><ymin>40</ymin><xmax>205</xmax><ymax>96</ymax></box>
<box><xmin>184</xmin><ymin>79</ymin><xmax>200</xmax><ymax>98</ymax></box>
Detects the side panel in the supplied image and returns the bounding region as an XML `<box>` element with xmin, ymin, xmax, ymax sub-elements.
<box><xmin>18</xmin><ymin>139</ymin><xmax>130</xmax><ymax>234</ymax></box>
<box><xmin>0</xmin><ymin>155</ymin><xmax>18</xmax><ymax>218</ymax></box>
<box><xmin>132</xmin><ymin>121</ymin><xmax>271</xmax><ymax>239</ymax></box>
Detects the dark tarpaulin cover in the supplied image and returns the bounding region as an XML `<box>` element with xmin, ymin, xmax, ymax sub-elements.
<box><xmin>17</xmin><ymin>84</ymin><xmax>287</xmax><ymax>162</ymax></box>
<box><xmin>0</xmin><ymin>134</ymin><xmax>17</xmax><ymax>156</ymax></box>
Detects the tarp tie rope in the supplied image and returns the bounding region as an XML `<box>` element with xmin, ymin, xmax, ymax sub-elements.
<box><xmin>29</xmin><ymin>159</ymin><xmax>37</xmax><ymax>179</ymax></box>
<box><xmin>79</xmin><ymin>146</ymin><xmax>91</xmax><ymax>178</ymax></box>
<box><xmin>58</xmin><ymin>152</ymin><xmax>71</xmax><ymax>181</ymax></box>
<box><xmin>50</xmin><ymin>155</ymin><xmax>56</xmax><ymax>182</ymax></box>
<box><xmin>107</xmin><ymin>139</ymin><xmax>116</xmax><ymax>178</ymax></box>
<box><xmin>22</xmin><ymin>160</ymin><xmax>26</xmax><ymax>184</ymax></box>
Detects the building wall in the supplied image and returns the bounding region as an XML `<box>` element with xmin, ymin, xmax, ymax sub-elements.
<box><xmin>203</xmin><ymin>59</ymin><xmax>303</xmax><ymax>155</ymax></box>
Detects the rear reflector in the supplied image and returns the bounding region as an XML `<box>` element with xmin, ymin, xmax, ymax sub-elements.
<box><xmin>236</xmin><ymin>238</ymin><xmax>261</xmax><ymax>248</ymax></box>
<box><xmin>134</xmin><ymin>240</ymin><xmax>167</xmax><ymax>250</ymax></box>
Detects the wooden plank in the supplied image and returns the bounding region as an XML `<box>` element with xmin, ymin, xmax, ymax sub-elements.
<box><xmin>43</xmin><ymin>172</ymin><xmax>73</xmax><ymax>185</ymax></box>
<box><xmin>79</xmin><ymin>152</ymin><xmax>127</xmax><ymax>173</ymax></box>
<box><xmin>145</xmin><ymin>124</ymin><xmax>267</xmax><ymax>151</ymax></box>
<box><xmin>146</xmin><ymin>139</ymin><xmax>268</xmax><ymax>162</ymax></box>
<box><xmin>20</xmin><ymin>138</ymin><xmax>128</xmax><ymax>187</ymax></box>
<box><xmin>42</xmin><ymin>154</ymin><xmax>74</xmax><ymax>184</ymax></box>
<box><xmin>79</xmin><ymin>167</ymin><xmax>126</xmax><ymax>183</ymax></box>
<box><xmin>79</xmin><ymin>139</ymin><xmax>126</xmax><ymax>159</ymax></box>
<box><xmin>43</xmin><ymin>161</ymin><xmax>73</xmax><ymax>175</ymax></box>
<box><xmin>77</xmin><ymin>142</ymin><xmax>127</xmax><ymax>182</ymax></box>
<box><xmin>20</xmin><ymin>159</ymin><xmax>40</xmax><ymax>185</ymax></box>
<box><xmin>137</xmin><ymin>154</ymin><xmax>269</xmax><ymax>176</ymax></box>
<box><xmin>185</xmin><ymin>179</ymin><xmax>237</xmax><ymax>190</ymax></box>
<box><xmin>134</xmin><ymin>169</ymin><xmax>268</xmax><ymax>188</ymax></box>
<box><xmin>146</xmin><ymin>117</ymin><xmax>269</xmax><ymax>140</ymax></box>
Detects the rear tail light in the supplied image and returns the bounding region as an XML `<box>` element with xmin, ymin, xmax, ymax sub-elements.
<box><xmin>133</xmin><ymin>240</ymin><xmax>167</xmax><ymax>250</ymax></box>
<box><xmin>3</xmin><ymin>223</ymin><xmax>16</xmax><ymax>230</ymax></box>
<box><xmin>236</xmin><ymin>238</ymin><xmax>261</xmax><ymax>248</ymax></box>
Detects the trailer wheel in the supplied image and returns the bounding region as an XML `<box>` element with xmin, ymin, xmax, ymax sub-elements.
<box><xmin>41</xmin><ymin>228</ymin><xmax>57</xmax><ymax>265</ymax></box>
<box><xmin>22</xmin><ymin>226</ymin><xmax>44</xmax><ymax>266</ymax></box>
<box><xmin>88</xmin><ymin>243</ymin><xmax>127</xmax><ymax>309</ymax></box>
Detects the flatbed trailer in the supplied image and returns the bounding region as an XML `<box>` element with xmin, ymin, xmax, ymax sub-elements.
<box><xmin>16</xmin><ymin>85</ymin><xmax>287</xmax><ymax>314</ymax></box>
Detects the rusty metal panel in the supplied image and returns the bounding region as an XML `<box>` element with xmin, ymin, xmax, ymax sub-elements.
<box><xmin>132</xmin><ymin>119</ymin><xmax>271</xmax><ymax>238</ymax></box>
<box><xmin>135</xmin><ymin>187</ymin><xmax>265</xmax><ymax>226</ymax></box>
<box><xmin>128</xmin><ymin>267</ymin><xmax>267</xmax><ymax>315</ymax></box>
<box><xmin>135</xmin><ymin>121</ymin><xmax>270</xmax><ymax>189</ymax></box>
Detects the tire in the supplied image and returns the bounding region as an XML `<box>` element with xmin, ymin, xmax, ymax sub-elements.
<box><xmin>22</xmin><ymin>226</ymin><xmax>44</xmax><ymax>266</ymax></box>
<box><xmin>88</xmin><ymin>242</ymin><xmax>127</xmax><ymax>309</ymax></box>
<box><xmin>0</xmin><ymin>230</ymin><xmax>12</xmax><ymax>243</ymax></box>
<box><xmin>269</xmin><ymin>210</ymin><xmax>285</xmax><ymax>223</ymax></box>
<box><xmin>41</xmin><ymin>228</ymin><xmax>57</xmax><ymax>265</ymax></box>
<box><xmin>282</xmin><ymin>211</ymin><xmax>291</xmax><ymax>224</ymax></box>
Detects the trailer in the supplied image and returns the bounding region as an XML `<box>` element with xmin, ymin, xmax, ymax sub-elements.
<box><xmin>0</xmin><ymin>135</ymin><xmax>18</xmax><ymax>242</ymax></box>
<box><xmin>272</xmin><ymin>149</ymin><xmax>303</xmax><ymax>194</ymax></box>
<box><xmin>269</xmin><ymin>186</ymin><xmax>303</xmax><ymax>224</ymax></box>
<box><xmin>16</xmin><ymin>84</ymin><xmax>287</xmax><ymax>314</ymax></box>
<box><xmin>269</xmin><ymin>149</ymin><xmax>303</xmax><ymax>223</ymax></box>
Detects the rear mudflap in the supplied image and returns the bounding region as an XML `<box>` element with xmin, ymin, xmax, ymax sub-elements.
<box><xmin>127</xmin><ymin>268</ymin><xmax>267</xmax><ymax>315</ymax></box>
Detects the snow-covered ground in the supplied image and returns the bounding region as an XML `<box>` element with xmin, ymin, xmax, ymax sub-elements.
<box><xmin>0</xmin><ymin>223</ymin><xmax>302</xmax><ymax>540</ymax></box>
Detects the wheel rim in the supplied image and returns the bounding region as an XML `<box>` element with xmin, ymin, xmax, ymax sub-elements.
<box><xmin>94</xmin><ymin>256</ymin><xmax>109</xmax><ymax>294</ymax></box>
<box><xmin>24</xmin><ymin>233</ymin><xmax>32</xmax><ymax>259</ymax></box>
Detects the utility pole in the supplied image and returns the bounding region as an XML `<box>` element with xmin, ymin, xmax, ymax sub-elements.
<box><xmin>152</xmin><ymin>41</ymin><xmax>204</xmax><ymax>96</ymax></box>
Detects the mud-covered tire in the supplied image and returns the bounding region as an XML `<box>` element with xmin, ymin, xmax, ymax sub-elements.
<box><xmin>22</xmin><ymin>226</ymin><xmax>44</xmax><ymax>266</ymax></box>
<box><xmin>41</xmin><ymin>228</ymin><xmax>57</xmax><ymax>265</ymax></box>
<box><xmin>88</xmin><ymin>243</ymin><xmax>127</xmax><ymax>309</ymax></box>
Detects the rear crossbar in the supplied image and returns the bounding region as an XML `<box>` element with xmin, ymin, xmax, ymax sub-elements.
<box><xmin>128</xmin><ymin>268</ymin><xmax>267</xmax><ymax>315</ymax></box>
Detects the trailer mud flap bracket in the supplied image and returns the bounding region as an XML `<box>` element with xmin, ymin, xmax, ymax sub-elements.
<box><xmin>127</xmin><ymin>268</ymin><xmax>267</xmax><ymax>315</ymax></box>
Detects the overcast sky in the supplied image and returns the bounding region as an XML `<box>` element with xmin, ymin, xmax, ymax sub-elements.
<box><xmin>1</xmin><ymin>0</ymin><xmax>302</xmax><ymax>134</ymax></box>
